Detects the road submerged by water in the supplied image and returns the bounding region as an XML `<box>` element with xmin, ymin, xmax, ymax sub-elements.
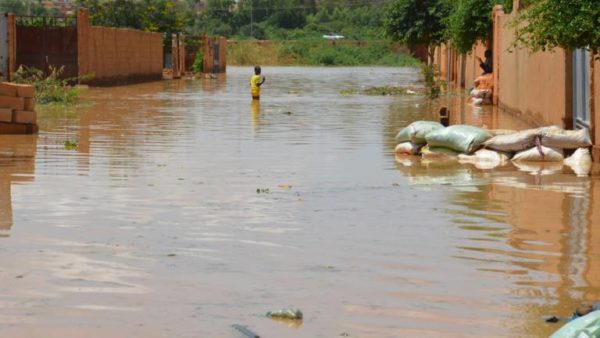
<box><xmin>0</xmin><ymin>66</ymin><xmax>599</xmax><ymax>337</ymax></box>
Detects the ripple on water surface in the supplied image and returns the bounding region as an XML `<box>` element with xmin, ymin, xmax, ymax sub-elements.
<box><xmin>0</xmin><ymin>67</ymin><xmax>598</xmax><ymax>337</ymax></box>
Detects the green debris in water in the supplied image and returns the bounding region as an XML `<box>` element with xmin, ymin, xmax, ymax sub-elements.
<box><xmin>256</xmin><ymin>188</ymin><xmax>270</xmax><ymax>194</ymax></box>
<box><xmin>340</xmin><ymin>88</ymin><xmax>359</xmax><ymax>95</ymax></box>
<box><xmin>341</xmin><ymin>86</ymin><xmax>425</xmax><ymax>96</ymax></box>
<box><xmin>64</xmin><ymin>139</ymin><xmax>78</xmax><ymax>150</ymax></box>
<box><xmin>363</xmin><ymin>86</ymin><xmax>424</xmax><ymax>96</ymax></box>
<box><xmin>266</xmin><ymin>308</ymin><xmax>303</xmax><ymax>320</ymax></box>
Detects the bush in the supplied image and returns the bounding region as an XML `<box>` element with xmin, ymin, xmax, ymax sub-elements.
<box><xmin>12</xmin><ymin>66</ymin><xmax>80</xmax><ymax>104</ymax></box>
<box><xmin>192</xmin><ymin>51</ymin><xmax>203</xmax><ymax>73</ymax></box>
<box><xmin>420</xmin><ymin>64</ymin><xmax>443</xmax><ymax>99</ymax></box>
<box><xmin>227</xmin><ymin>39</ymin><xmax>421</xmax><ymax>67</ymax></box>
<box><xmin>239</xmin><ymin>23</ymin><xmax>266</xmax><ymax>40</ymax></box>
<box><xmin>214</xmin><ymin>23</ymin><xmax>233</xmax><ymax>37</ymax></box>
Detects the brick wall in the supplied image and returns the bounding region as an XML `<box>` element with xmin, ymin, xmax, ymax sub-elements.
<box><xmin>77</xmin><ymin>9</ymin><xmax>163</xmax><ymax>85</ymax></box>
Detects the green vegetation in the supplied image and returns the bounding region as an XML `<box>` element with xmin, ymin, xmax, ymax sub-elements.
<box><xmin>342</xmin><ymin>86</ymin><xmax>425</xmax><ymax>96</ymax></box>
<box><xmin>0</xmin><ymin>0</ymin><xmax>60</xmax><ymax>16</ymax></box>
<box><xmin>201</xmin><ymin>0</ymin><xmax>385</xmax><ymax>41</ymax></box>
<box><xmin>71</xmin><ymin>0</ymin><xmax>416</xmax><ymax>66</ymax></box>
<box><xmin>12</xmin><ymin>66</ymin><xmax>81</xmax><ymax>105</ymax></box>
<box><xmin>445</xmin><ymin>0</ymin><xmax>512</xmax><ymax>54</ymax></box>
<box><xmin>384</xmin><ymin>0</ymin><xmax>451</xmax><ymax>65</ymax></box>
<box><xmin>420</xmin><ymin>64</ymin><xmax>444</xmax><ymax>99</ymax></box>
<box><xmin>256</xmin><ymin>188</ymin><xmax>270</xmax><ymax>194</ymax></box>
<box><xmin>512</xmin><ymin>0</ymin><xmax>600</xmax><ymax>55</ymax></box>
<box><xmin>192</xmin><ymin>51</ymin><xmax>204</xmax><ymax>73</ymax></box>
<box><xmin>228</xmin><ymin>40</ymin><xmax>420</xmax><ymax>66</ymax></box>
<box><xmin>77</xmin><ymin>0</ymin><xmax>190</xmax><ymax>46</ymax></box>
<box><xmin>64</xmin><ymin>139</ymin><xmax>79</xmax><ymax>151</ymax></box>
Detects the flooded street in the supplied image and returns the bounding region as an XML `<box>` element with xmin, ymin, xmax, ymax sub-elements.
<box><xmin>1</xmin><ymin>66</ymin><xmax>599</xmax><ymax>337</ymax></box>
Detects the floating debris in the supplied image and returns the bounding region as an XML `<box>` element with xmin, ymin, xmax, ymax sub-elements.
<box><xmin>232</xmin><ymin>324</ymin><xmax>260</xmax><ymax>338</ymax></box>
<box><xmin>266</xmin><ymin>308</ymin><xmax>303</xmax><ymax>320</ymax></box>
<box><xmin>64</xmin><ymin>139</ymin><xmax>78</xmax><ymax>150</ymax></box>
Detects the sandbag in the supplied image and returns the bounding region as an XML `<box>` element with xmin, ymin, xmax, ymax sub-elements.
<box><xmin>425</xmin><ymin>125</ymin><xmax>492</xmax><ymax>154</ymax></box>
<box><xmin>470</xmin><ymin>88</ymin><xmax>492</xmax><ymax>99</ymax></box>
<box><xmin>512</xmin><ymin>146</ymin><xmax>564</xmax><ymax>162</ymax></box>
<box><xmin>487</xmin><ymin>129</ymin><xmax>517</xmax><ymax>136</ymax></box>
<box><xmin>550</xmin><ymin>311</ymin><xmax>600</xmax><ymax>338</ymax></box>
<box><xmin>395</xmin><ymin>121</ymin><xmax>444</xmax><ymax>145</ymax></box>
<box><xmin>421</xmin><ymin>145</ymin><xmax>459</xmax><ymax>161</ymax></box>
<box><xmin>540</xmin><ymin>126</ymin><xmax>592</xmax><ymax>149</ymax></box>
<box><xmin>471</xmin><ymin>97</ymin><xmax>492</xmax><ymax>106</ymax></box>
<box><xmin>483</xmin><ymin>128</ymin><xmax>539</xmax><ymax>152</ymax></box>
<box><xmin>458</xmin><ymin>149</ymin><xmax>509</xmax><ymax>169</ymax></box>
<box><xmin>564</xmin><ymin>148</ymin><xmax>593</xmax><ymax>177</ymax></box>
<box><xmin>473</xmin><ymin>74</ymin><xmax>493</xmax><ymax>90</ymax></box>
<box><xmin>394</xmin><ymin>142</ymin><xmax>420</xmax><ymax>155</ymax></box>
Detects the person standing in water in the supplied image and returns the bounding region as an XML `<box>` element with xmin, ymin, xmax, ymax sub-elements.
<box><xmin>250</xmin><ymin>66</ymin><xmax>266</xmax><ymax>100</ymax></box>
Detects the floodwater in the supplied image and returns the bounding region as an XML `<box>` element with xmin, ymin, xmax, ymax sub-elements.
<box><xmin>1</xmin><ymin>66</ymin><xmax>599</xmax><ymax>338</ymax></box>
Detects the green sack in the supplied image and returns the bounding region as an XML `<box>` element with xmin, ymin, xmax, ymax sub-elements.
<box><xmin>550</xmin><ymin>311</ymin><xmax>600</xmax><ymax>338</ymax></box>
<box><xmin>395</xmin><ymin>121</ymin><xmax>444</xmax><ymax>145</ymax></box>
<box><xmin>425</xmin><ymin>125</ymin><xmax>492</xmax><ymax>154</ymax></box>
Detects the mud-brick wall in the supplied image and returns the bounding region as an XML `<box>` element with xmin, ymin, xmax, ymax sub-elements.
<box><xmin>77</xmin><ymin>9</ymin><xmax>163</xmax><ymax>85</ymax></box>
<box><xmin>494</xmin><ymin>5</ymin><xmax>569</xmax><ymax>127</ymax></box>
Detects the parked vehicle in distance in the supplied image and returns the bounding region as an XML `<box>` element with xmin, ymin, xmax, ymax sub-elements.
<box><xmin>322</xmin><ymin>33</ymin><xmax>344</xmax><ymax>40</ymax></box>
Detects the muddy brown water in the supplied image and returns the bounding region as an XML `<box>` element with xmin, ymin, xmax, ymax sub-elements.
<box><xmin>1</xmin><ymin>67</ymin><xmax>599</xmax><ymax>338</ymax></box>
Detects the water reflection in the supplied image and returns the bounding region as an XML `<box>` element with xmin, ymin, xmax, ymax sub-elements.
<box><xmin>251</xmin><ymin>99</ymin><xmax>261</xmax><ymax>133</ymax></box>
<box><xmin>0</xmin><ymin>135</ymin><xmax>36</xmax><ymax>232</ymax></box>
<box><xmin>391</xmin><ymin>97</ymin><xmax>600</xmax><ymax>337</ymax></box>
<box><xmin>396</xmin><ymin>165</ymin><xmax>600</xmax><ymax>336</ymax></box>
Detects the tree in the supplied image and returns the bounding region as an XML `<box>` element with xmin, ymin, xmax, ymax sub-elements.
<box><xmin>445</xmin><ymin>0</ymin><xmax>514</xmax><ymax>54</ymax></box>
<box><xmin>206</xmin><ymin>0</ymin><xmax>236</xmax><ymax>26</ymax></box>
<box><xmin>77</xmin><ymin>0</ymin><xmax>144</xmax><ymax>29</ymax></box>
<box><xmin>268</xmin><ymin>0</ymin><xmax>307</xmax><ymax>29</ymax></box>
<box><xmin>384</xmin><ymin>0</ymin><xmax>451</xmax><ymax>65</ymax></box>
<box><xmin>0</xmin><ymin>0</ymin><xmax>54</xmax><ymax>16</ymax></box>
<box><xmin>513</xmin><ymin>0</ymin><xmax>600</xmax><ymax>54</ymax></box>
<box><xmin>141</xmin><ymin>0</ymin><xmax>191</xmax><ymax>35</ymax></box>
<box><xmin>445</xmin><ymin>0</ymin><xmax>494</xmax><ymax>54</ymax></box>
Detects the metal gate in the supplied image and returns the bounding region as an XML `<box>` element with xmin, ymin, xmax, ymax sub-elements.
<box><xmin>572</xmin><ymin>49</ymin><xmax>590</xmax><ymax>129</ymax></box>
<box><xmin>15</xmin><ymin>16</ymin><xmax>78</xmax><ymax>79</ymax></box>
<box><xmin>213</xmin><ymin>41</ymin><xmax>220</xmax><ymax>74</ymax></box>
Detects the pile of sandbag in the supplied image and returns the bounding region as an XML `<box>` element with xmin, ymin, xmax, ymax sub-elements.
<box><xmin>395</xmin><ymin>122</ymin><xmax>494</xmax><ymax>160</ymax></box>
<box><xmin>469</xmin><ymin>74</ymin><xmax>493</xmax><ymax>106</ymax></box>
<box><xmin>394</xmin><ymin>121</ymin><xmax>444</xmax><ymax>155</ymax></box>
<box><xmin>394</xmin><ymin>121</ymin><xmax>594</xmax><ymax>176</ymax></box>
<box><xmin>484</xmin><ymin>125</ymin><xmax>592</xmax><ymax>174</ymax></box>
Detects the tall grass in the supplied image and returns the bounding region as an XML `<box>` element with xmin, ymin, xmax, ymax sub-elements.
<box><xmin>227</xmin><ymin>40</ymin><xmax>421</xmax><ymax>67</ymax></box>
<box><xmin>12</xmin><ymin>66</ymin><xmax>81</xmax><ymax>104</ymax></box>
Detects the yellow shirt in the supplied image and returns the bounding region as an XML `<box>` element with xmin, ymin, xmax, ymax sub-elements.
<box><xmin>250</xmin><ymin>74</ymin><xmax>261</xmax><ymax>97</ymax></box>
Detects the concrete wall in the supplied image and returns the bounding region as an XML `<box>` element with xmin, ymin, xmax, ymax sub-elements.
<box><xmin>494</xmin><ymin>6</ymin><xmax>570</xmax><ymax>127</ymax></box>
<box><xmin>77</xmin><ymin>9</ymin><xmax>163</xmax><ymax>85</ymax></box>
<box><xmin>594</xmin><ymin>58</ymin><xmax>600</xmax><ymax>161</ymax></box>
